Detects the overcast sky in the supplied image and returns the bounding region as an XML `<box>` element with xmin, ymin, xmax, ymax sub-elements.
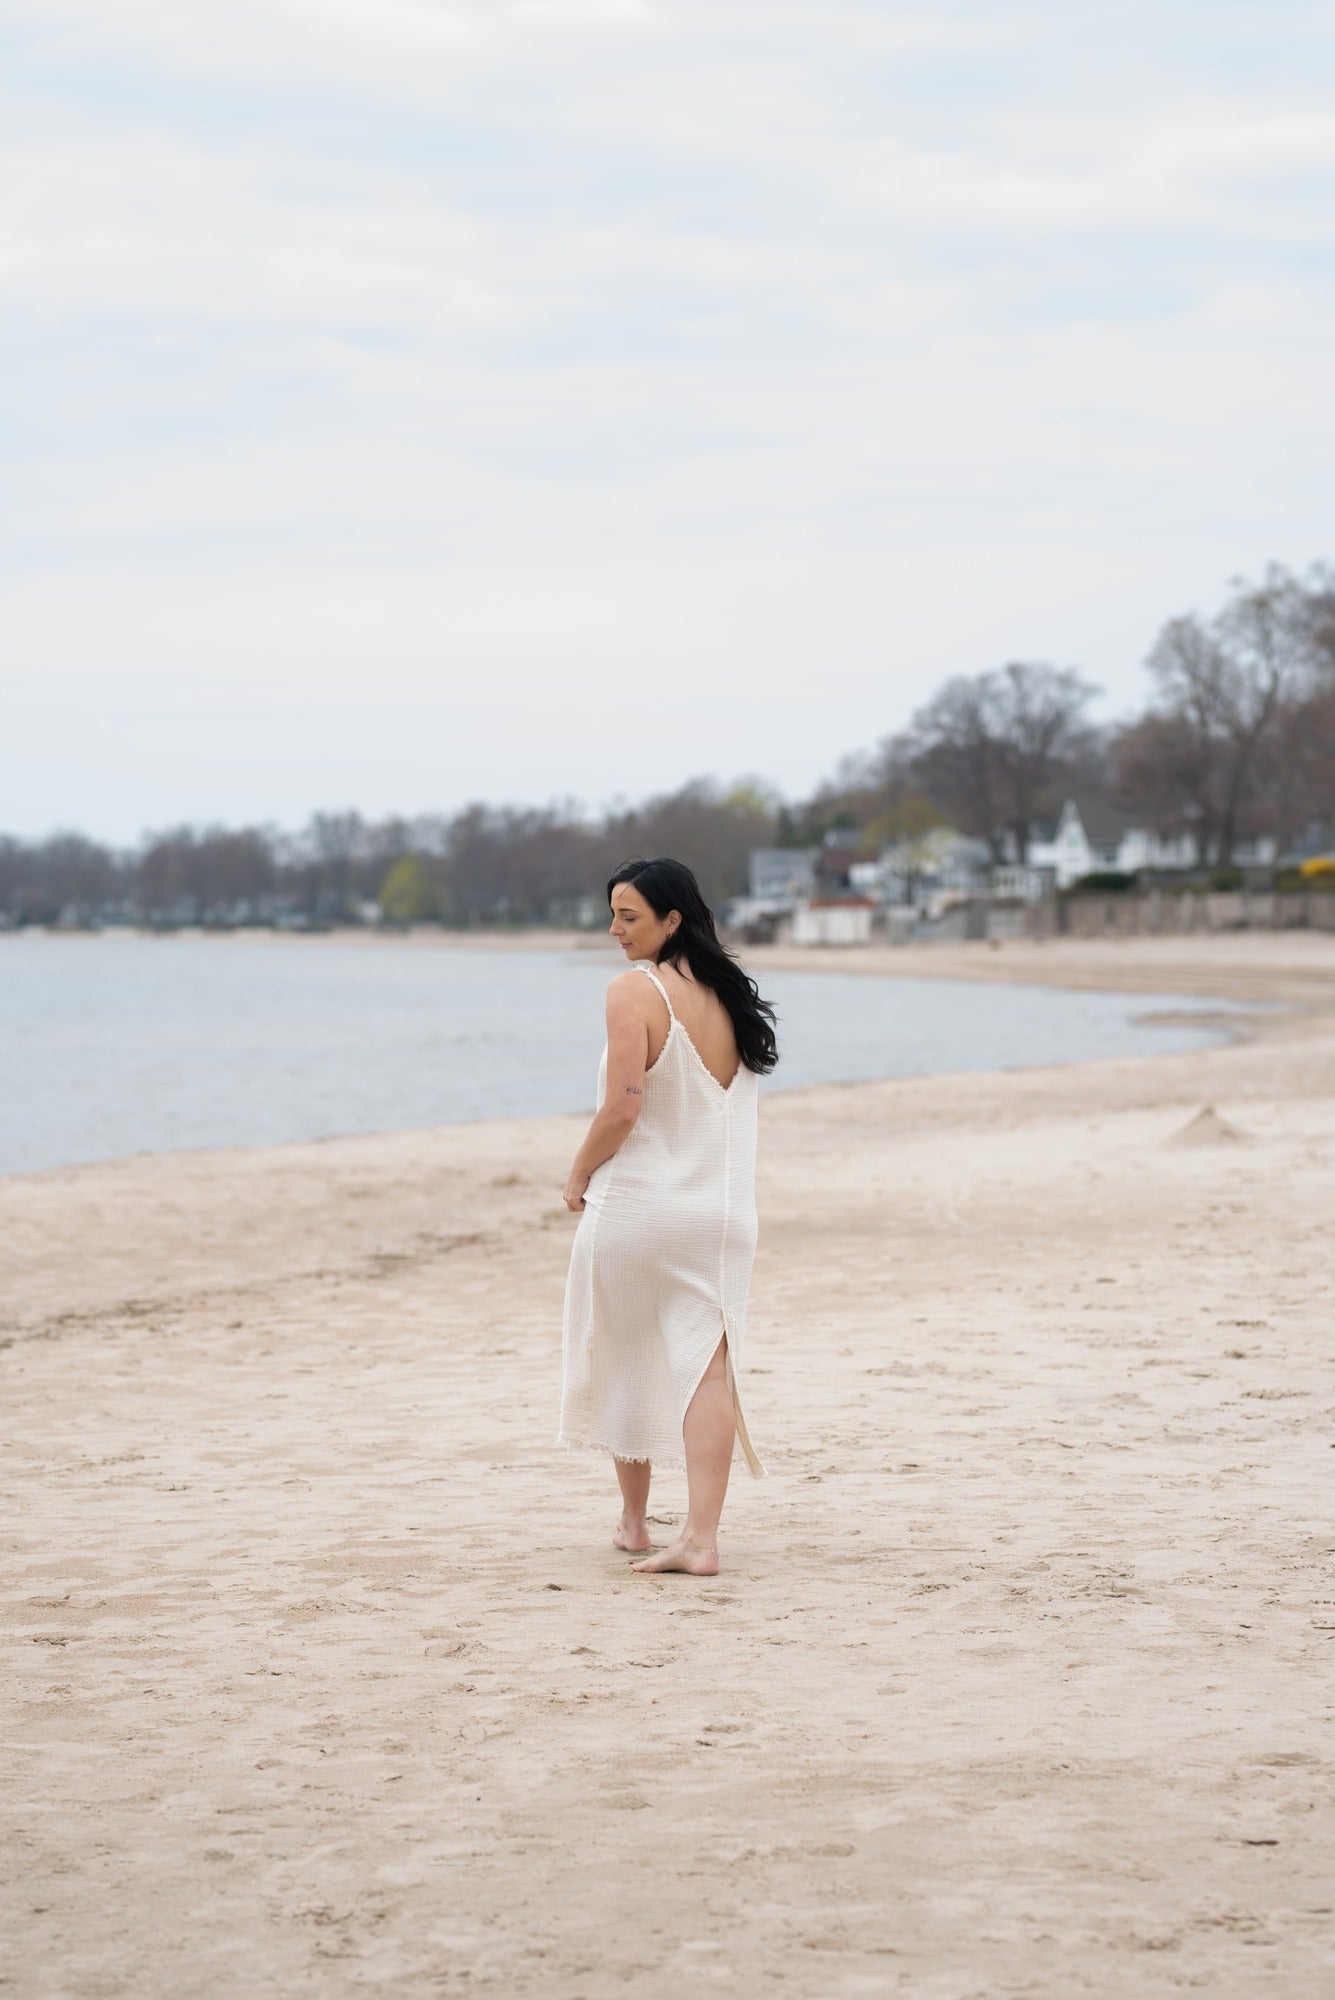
<box><xmin>3</xmin><ymin>0</ymin><xmax>1334</xmax><ymax>843</ymax></box>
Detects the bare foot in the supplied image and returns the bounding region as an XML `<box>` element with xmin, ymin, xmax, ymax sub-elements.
<box><xmin>631</xmin><ymin>1536</ymin><xmax>719</xmax><ymax>1576</ymax></box>
<box><xmin>613</xmin><ymin>1514</ymin><xmax>652</xmax><ymax>1553</ymax></box>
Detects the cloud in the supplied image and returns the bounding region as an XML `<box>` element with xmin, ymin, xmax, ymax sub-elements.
<box><xmin>831</xmin><ymin>103</ymin><xmax>1335</xmax><ymax>235</ymax></box>
<box><xmin>0</xmin><ymin>133</ymin><xmax>513</xmax><ymax>330</ymax></box>
<box><xmin>1</xmin><ymin>0</ymin><xmax>1333</xmax><ymax>837</ymax></box>
<box><xmin>7</xmin><ymin>0</ymin><xmax>661</xmax><ymax>95</ymax></box>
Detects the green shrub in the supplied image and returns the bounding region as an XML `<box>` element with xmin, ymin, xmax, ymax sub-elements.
<box><xmin>379</xmin><ymin>854</ymin><xmax>440</xmax><ymax>923</ymax></box>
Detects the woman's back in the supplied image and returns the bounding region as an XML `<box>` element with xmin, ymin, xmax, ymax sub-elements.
<box><xmin>649</xmin><ymin>959</ymin><xmax>741</xmax><ymax>1091</ymax></box>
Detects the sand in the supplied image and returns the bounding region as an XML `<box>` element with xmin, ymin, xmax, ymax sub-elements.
<box><xmin>3</xmin><ymin>933</ymin><xmax>1334</xmax><ymax>1998</ymax></box>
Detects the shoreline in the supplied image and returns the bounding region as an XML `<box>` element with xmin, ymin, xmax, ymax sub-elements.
<box><xmin>0</xmin><ymin>995</ymin><xmax>1267</xmax><ymax>1194</ymax></box>
<box><xmin>2</xmin><ymin>936</ymin><xmax>1327</xmax><ymax>1344</ymax></box>
<box><xmin>10</xmin><ymin>916</ymin><xmax>1335</xmax><ymax>1004</ymax></box>
<box><xmin>749</xmin><ymin>930</ymin><xmax>1335</xmax><ymax>1008</ymax></box>
<box><xmin>0</xmin><ymin>938</ymin><xmax>1297</xmax><ymax>1189</ymax></box>
<box><xmin>0</xmin><ymin>1024</ymin><xmax>1255</xmax><ymax>1202</ymax></box>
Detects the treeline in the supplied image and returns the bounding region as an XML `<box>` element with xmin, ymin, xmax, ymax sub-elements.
<box><xmin>0</xmin><ymin>787</ymin><xmax>777</xmax><ymax>929</ymax></box>
<box><xmin>3</xmin><ymin>563</ymin><xmax>1333</xmax><ymax>929</ymax></box>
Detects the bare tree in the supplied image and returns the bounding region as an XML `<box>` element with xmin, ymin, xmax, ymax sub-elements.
<box><xmin>136</xmin><ymin>825</ymin><xmax>278</xmax><ymax>922</ymax></box>
<box><xmin>1110</xmin><ymin>710</ymin><xmax>1213</xmax><ymax>863</ymax></box>
<box><xmin>1252</xmin><ymin>680</ymin><xmax>1335</xmax><ymax>861</ymax></box>
<box><xmin>1212</xmin><ymin>569</ymin><xmax>1315</xmax><ymax>860</ymax></box>
<box><xmin>1145</xmin><ymin>566</ymin><xmax>1322</xmax><ymax>864</ymax></box>
<box><xmin>989</xmin><ymin>662</ymin><xmax>1102</xmax><ymax>861</ymax></box>
<box><xmin>908</xmin><ymin>663</ymin><xmax>1099</xmax><ymax>861</ymax></box>
<box><xmin>0</xmin><ymin>832</ymin><xmax>126</xmax><ymax>924</ymax></box>
<box><xmin>601</xmin><ymin>778</ymin><xmax>777</xmax><ymax>910</ymax></box>
<box><xmin>138</xmin><ymin>827</ymin><xmax>203</xmax><ymax>921</ymax></box>
<box><xmin>790</xmin><ymin>748</ymin><xmax>887</xmax><ymax>844</ymax></box>
<box><xmin>305</xmin><ymin>811</ymin><xmax>367</xmax><ymax>920</ymax></box>
<box><xmin>908</xmin><ymin>675</ymin><xmax>1007</xmax><ymax>861</ymax></box>
<box><xmin>437</xmin><ymin>804</ymin><xmax>605</xmax><ymax>925</ymax></box>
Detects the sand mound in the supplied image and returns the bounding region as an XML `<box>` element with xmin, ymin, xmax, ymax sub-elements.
<box><xmin>1168</xmin><ymin>1104</ymin><xmax>1253</xmax><ymax>1147</ymax></box>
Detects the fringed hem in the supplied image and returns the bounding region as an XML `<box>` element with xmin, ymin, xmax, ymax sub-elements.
<box><xmin>557</xmin><ymin>1433</ymin><xmax>683</xmax><ymax>1471</ymax></box>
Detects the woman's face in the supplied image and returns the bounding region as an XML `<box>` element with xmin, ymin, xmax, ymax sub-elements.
<box><xmin>608</xmin><ymin>881</ymin><xmax>680</xmax><ymax>960</ymax></box>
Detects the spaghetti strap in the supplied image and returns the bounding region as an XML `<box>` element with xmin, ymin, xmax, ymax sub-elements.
<box><xmin>632</xmin><ymin>960</ymin><xmax>676</xmax><ymax>1021</ymax></box>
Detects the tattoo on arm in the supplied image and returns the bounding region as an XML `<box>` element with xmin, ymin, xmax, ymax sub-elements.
<box><xmin>623</xmin><ymin>1084</ymin><xmax>643</xmax><ymax>1096</ymax></box>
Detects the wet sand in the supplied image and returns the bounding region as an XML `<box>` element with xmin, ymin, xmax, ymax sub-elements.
<box><xmin>3</xmin><ymin>934</ymin><xmax>1333</xmax><ymax>1996</ymax></box>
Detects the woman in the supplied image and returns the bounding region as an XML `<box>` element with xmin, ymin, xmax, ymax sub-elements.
<box><xmin>560</xmin><ymin>857</ymin><xmax>778</xmax><ymax>1576</ymax></box>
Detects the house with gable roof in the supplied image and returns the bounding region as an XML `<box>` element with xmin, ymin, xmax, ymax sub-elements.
<box><xmin>1027</xmin><ymin>798</ymin><xmax>1197</xmax><ymax>888</ymax></box>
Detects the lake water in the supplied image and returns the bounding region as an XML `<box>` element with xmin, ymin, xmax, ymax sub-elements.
<box><xmin>0</xmin><ymin>932</ymin><xmax>1246</xmax><ymax>1176</ymax></box>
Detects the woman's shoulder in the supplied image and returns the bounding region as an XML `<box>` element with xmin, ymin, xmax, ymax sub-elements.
<box><xmin>605</xmin><ymin>965</ymin><xmax>660</xmax><ymax>1011</ymax></box>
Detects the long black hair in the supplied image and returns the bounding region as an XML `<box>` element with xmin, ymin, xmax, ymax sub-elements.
<box><xmin>607</xmin><ymin>857</ymin><xmax>778</xmax><ymax>1076</ymax></box>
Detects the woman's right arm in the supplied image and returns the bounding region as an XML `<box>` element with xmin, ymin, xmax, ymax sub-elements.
<box><xmin>562</xmin><ymin>976</ymin><xmax>651</xmax><ymax>1211</ymax></box>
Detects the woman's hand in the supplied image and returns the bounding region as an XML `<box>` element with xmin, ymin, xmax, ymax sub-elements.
<box><xmin>563</xmin><ymin>1170</ymin><xmax>590</xmax><ymax>1214</ymax></box>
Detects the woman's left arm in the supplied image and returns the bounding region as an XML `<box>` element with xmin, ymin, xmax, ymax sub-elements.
<box><xmin>562</xmin><ymin>976</ymin><xmax>651</xmax><ymax>1212</ymax></box>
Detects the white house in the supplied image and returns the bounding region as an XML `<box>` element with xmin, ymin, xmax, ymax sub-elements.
<box><xmin>1029</xmin><ymin>799</ymin><xmax>1198</xmax><ymax>889</ymax></box>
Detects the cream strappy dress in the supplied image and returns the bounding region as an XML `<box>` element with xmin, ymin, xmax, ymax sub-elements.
<box><xmin>559</xmin><ymin>961</ymin><xmax>763</xmax><ymax>1475</ymax></box>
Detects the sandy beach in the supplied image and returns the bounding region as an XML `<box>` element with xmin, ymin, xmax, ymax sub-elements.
<box><xmin>3</xmin><ymin>932</ymin><xmax>1334</xmax><ymax>1998</ymax></box>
